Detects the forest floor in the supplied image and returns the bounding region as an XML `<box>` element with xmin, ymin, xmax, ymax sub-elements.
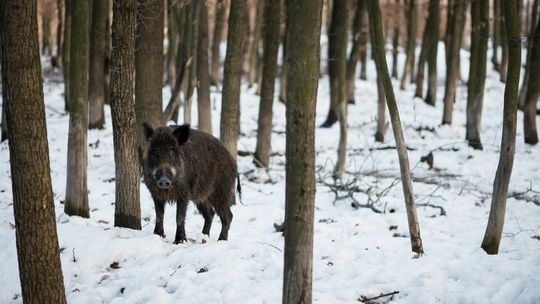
<box><xmin>1</xmin><ymin>45</ymin><xmax>539</xmax><ymax>303</ymax></box>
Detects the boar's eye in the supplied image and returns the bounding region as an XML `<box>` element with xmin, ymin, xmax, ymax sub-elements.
<box><xmin>169</xmin><ymin>148</ymin><xmax>176</xmax><ymax>157</ymax></box>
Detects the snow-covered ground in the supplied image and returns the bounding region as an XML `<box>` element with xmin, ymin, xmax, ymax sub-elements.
<box><xmin>1</xmin><ymin>45</ymin><xmax>539</xmax><ymax>303</ymax></box>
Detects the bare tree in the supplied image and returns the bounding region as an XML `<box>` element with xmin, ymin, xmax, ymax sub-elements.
<box><xmin>399</xmin><ymin>0</ymin><xmax>418</xmax><ymax>90</ymax></box>
<box><xmin>183</xmin><ymin>1</ymin><xmax>201</xmax><ymax>125</ymax></box>
<box><xmin>64</xmin><ymin>0</ymin><xmax>89</xmax><ymax>218</ymax></box>
<box><xmin>481</xmin><ymin>0</ymin><xmax>521</xmax><ymax>255</ymax></box>
<box><xmin>135</xmin><ymin>0</ymin><xmax>164</xmax><ymax>160</ymax></box>
<box><xmin>1</xmin><ymin>0</ymin><xmax>66</xmax><ymax>302</ymax></box>
<box><xmin>414</xmin><ymin>0</ymin><xmax>439</xmax><ymax>101</ymax></box>
<box><xmin>89</xmin><ymin>0</ymin><xmax>110</xmax><ymax>129</ymax></box>
<box><xmin>346</xmin><ymin>0</ymin><xmax>366</xmax><ymax>104</ymax></box>
<box><xmin>524</xmin><ymin>14</ymin><xmax>540</xmax><ymax>145</ymax></box>
<box><xmin>197</xmin><ymin>2</ymin><xmax>212</xmax><ymax>133</ymax></box>
<box><xmin>41</xmin><ymin>0</ymin><xmax>53</xmax><ymax>56</ymax></box>
<box><xmin>110</xmin><ymin>0</ymin><xmax>141</xmax><ymax>229</ymax></box>
<box><xmin>367</xmin><ymin>0</ymin><xmax>424</xmax><ymax>254</ymax></box>
<box><xmin>518</xmin><ymin>0</ymin><xmax>539</xmax><ymax>109</ymax></box>
<box><xmin>254</xmin><ymin>0</ymin><xmax>281</xmax><ymax>168</ymax></box>
<box><xmin>62</xmin><ymin>0</ymin><xmax>71</xmax><ymax>112</ymax></box>
<box><xmin>247</xmin><ymin>0</ymin><xmax>264</xmax><ymax>87</ymax></box>
<box><xmin>220</xmin><ymin>0</ymin><xmax>248</xmax><ymax>159</ymax></box>
<box><xmin>211</xmin><ymin>0</ymin><xmax>227</xmax><ymax>86</ymax></box>
<box><xmin>282</xmin><ymin>1</ymin><xmax>322</xmax><ymax>303</ymax></box>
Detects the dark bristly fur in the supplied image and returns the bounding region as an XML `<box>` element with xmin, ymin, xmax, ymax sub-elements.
<box><xmin>142</xmin><ymin>123</ymin><xmax>237</xmax><ymax>244</ymax></box>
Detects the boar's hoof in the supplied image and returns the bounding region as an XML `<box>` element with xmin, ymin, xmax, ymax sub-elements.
<box><xmin>174</xmin><ymin>234</ymin><xmax>187</xmax><ymax>244</ymax></box>
<box><xmin>154</xmin><ymin>226</ymin><xmax>165</xmax><ymax>238</ymax></box>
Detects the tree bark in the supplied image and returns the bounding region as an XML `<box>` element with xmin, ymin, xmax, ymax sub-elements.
<box><xmin>500</xmin><ymin>2</ymin><xmax>509</xmax><ymax>82</ymax></box>
<box><xmin>55</xmin><ymin>0</ymin><xmax>63</xmax><ymax>67</ymax></box>
<box><xmin>183</xmin><ymin>1</ymin><xmax>201</xmax><ymax>126</ymax></box>
<box><xmin>442</xmin><ymin>0</ymin><xmax>466</xmax><ymax>125</ymax></box>
<box><xmin>492</xmin><ymin>0</ymin><xmax>501</xmax><ymax>71</ymax></box>
<box><xmin>254</xmin><ymin>0</ymin><xmax>281</xmax><ymax>168</ymax></box>
<box><xmin>346</xmin><ymin>0</ymin><xmax>366</xmax><ymax>105</ymax></box>
<box><xmin>220</xmin><ymin>0</ymin><xmax>248</xmax><ymax>160</ymax></box>
<box><xmin>210</xmin><ymin>1</ymin><xmax>227</xmax><ymax>86</ymax></box>
<box><xmin>414</xmin><ymin>0</ymin><xmax>439</xmax><ymax>100</ymax></box>
<box><xmin>368</xmin><ymin>0</ymin><xmax>424</xmax><ymax>254</ymax></box>
<box><xmin>62</xmin><ymin>0</ymin><xmax>71</xmax><ymax>112</ymax></box>
<box><xmin>425</xmin><ymin>0</ymin><xmax>440</xmax><ymax>106</ymax></box>
<box><xmin>518</xmin><ymin>0</ymin><xmax>539</xmax><ymax>109</ymax></box>
<box><xmin>375</xmin><ymin>73</ymin><xmax>386</xmax><ymax>142</ymax></box>
<box><xmin>89</xmin><ymin>0</ymin><xmax>110</xmax><ymax>130</ymax></box>
<box><xmin>65</xmin><ymin>0</ymin><xmax>89</xmax><ymax>218</ymax></box>
<box><xmin>524</xmin><ymin>15</ymin><xmax>540</xmax><ymax>145</ymax></box>
<box><xmin>391</xmin><ymin>0</ymin><xmax>401</xmax><ymax>79</ymax></box>
<box><xmin>110</xmin><ymin>0</ymin><xmax>141</xmax><ymax>230</ymax></box>
<box><xmin>247</xmin><ymin>0</ymin><xmax>264</xmax><ymax>88</ymax></box>
<box><xmin>282</xmin><ymin>1</ymin><xmax>322</xmax><ymax>303</ymax></box>
<box><xmin>278</xmin><ymin>3</ymin><xmax>288</xmax><ymax>105</ymax></box>
<box><xmin>41</xmin><ymin>0</ymin><xmax>53</xmax><ymax>56</ymax></box>
<box><xmin>399</xmin><ymin>0</ymin><xmax>417</xmax><ymax>90</ymax></box>
<box><xmin>1</xmin><ymin>1</ymin><xmax>67</xmax><ymax>302</ymax></box>
<box><xmin>197</xmin><ymin>2</ymin><xmax>212</xmax><ymax>134</ymax></box>
<box><xmin>466</xmin><ymin>0</ymin><xmax>489</xmax><ymax>150</ymax></box>
<box><xmin>1</xmin><ymin>98</ymin><xmax>8</xmax><ymax>142</ymax></box>
<box><xmin>481</xmin><ymin>0</ymin><xmax>521</xmax><ymax>255</ymax></box>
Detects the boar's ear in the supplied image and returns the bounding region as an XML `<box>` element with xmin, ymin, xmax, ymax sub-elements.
<box><xmin>173</xmin><ymin>124</ymin><xmax>190</xmax><ymax>145</ymax></box>
<box><xmin>143</xmin><ymin>122</ymin><xmax>154</xmax><ymax>141</ymax></box>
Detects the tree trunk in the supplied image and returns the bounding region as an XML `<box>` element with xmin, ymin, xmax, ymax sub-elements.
<box><xmin>346</xmin><ymin>0</ymin><xmax>366</xmax><ymax>104</ymax></box>
<box><xmin>1</xmin><ymin>1</ymin><xmax>67</xmax><ymax>302</ymax></box>
<box><xmin>62</xmin><ymin>0</ymin><xmax>71</xmax><ymax>112</ymax></box>
<box><xmin>391</xmin><ymin>0</ymin><xmax>400</xmax><ymax>79</ymax></box>
<box><xmin>254</xmin><ymin>0</ymin><xmax>281</xmax><ymax>168</ymax></box>
<box><xmin>425</xmin><ymin>1</ymin><xmax>440</xmax><ymax>106</ymax></box>
<box><xmin>278</xmin><ymin>6</ymin><xmax>288</xmax><ymax>105</ymax></box>
<box><xmin>367</xmin><ymin>0</ymin><xmax>424</xmax><ymax>254</ymax></box>
<box><xmin>414</xmin><ymin>0</ymin><xmax>439</xmax><ymax>100</ymax></box>
<box><xmin>492</xmin><ymin>0</ymin><xmax>501</xmax><ymax>71</ymax></box>
<box><xmin>375</xmin><ymin>73</ymin><xmax>386</xmax><ymax>142</ymax></box>
<box><xmin>41</xmin><ymin>0</ymin><xmax>53</xmax><ymax>56</ymax></box>
<box><xmin>65</xmin><ymin>0</ymin><xmax>89</xmax><ymax>218</ymax></box>
<box><xmin>170</xmin><ymin>6</ymin><xmax>187</xmax><ymax>123</ymax></box>
<box><xmin>183</xmin><ymin>1</ymin><xmax>201</xmax><ymax>125</ymax></box>
<box><xmin>55</xmin><ymin>0</ymin><xmax>63</xmax><ymax>67</ymax></box>
<box><xmin>481</xmin><ymin>0</ymin><xmax>521</xmax><ymax>255</ymax></box>
<box><xmin>524</xmin><ymin>15</ymin><xmax>540</xmax><ymax>145</ymax></box>
<box><xmin>135</xmin><ymin>0</ymin><xmax>164</xmax><ymax>162</ymax></box>
<box><xmin>466</xmin><ymin>0</ymin><xmax>489</xmax><ymax>150</ymax></box>
<box><xmin>1</xmin><ymin>98</ymin><xmax>8</xmax><ymax>142</ymax></box>
<box><xmin>247</xmin><ymin>0</ymin><xmax>264</xmax><ymax>87</ymax></box>
<box><xmin>210</xmin><ymin>1</ymin><xmax>227</xmax><ymax>86</ymax></box>
<box><xmin>89</xmin><ymin>0</ymin><xmax>110</xmax><ymax>130</ymax></box>
<box><xmin>110</xmin><ymin>0</ymin><xmax>141</xmax><ymax>230</ymax></box>
<box><xmin>518</xmin><ymin>0</ymin><xmax>539</xmax><ymax>109</ymax></box>
<box><xmin>282</xmin><ymin>1</ymin><xmax>322</xmax><ymax>303</ymax></box>
<box><xmin>220</xmin><ymin>0</ymin><xmax>248</xmax><ymax>160</ymax></box>
<box><xmin>442</xmin><ymin>0</ymin><xmax>466</xmax><ymax>125</ymax></box>
<box><xmin>500</xmin><ymin>2</ymin><xmax>509</xmax><ymax>83</ymax></box>
<box><xmin>166</xmin><ymin>0</ymin><xmax>179</xmax><ymax>88</ymax></box>
<box><xmin>399</xmin><ymin>0</ymin><xmax>417</xmax><ymax>90</ymax></box>
<box><xmin>197</xmin><ymin>2</ymin><xmax>212</xmax><ymax>134</ymax></box>
<box><xmin>326</xmin><ymin>0</ymin><xmax>348</xmax><ymax>177</ymax></box>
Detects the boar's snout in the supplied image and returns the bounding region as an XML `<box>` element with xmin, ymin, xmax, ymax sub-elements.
<box><xmin>154</xmin><ymin>168</ymin><xmax>175</xmax><ymax>189</ymax></box>
<box><xmin>157</xmin><ymin>177</ymin><xmax>171</xmax><ymax>189</ymax></box>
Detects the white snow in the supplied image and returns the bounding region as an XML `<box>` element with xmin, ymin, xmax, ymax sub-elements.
<box><xmin>1</xmin><ymin>44</ymin><xmax>539</xmax><ymax>303</ymax></box>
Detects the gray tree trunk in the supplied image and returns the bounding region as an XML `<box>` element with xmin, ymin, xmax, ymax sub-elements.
<box><xmin>481</xmin><ymin>0</ymin><xmax>521</xmax><ymax>255</ymax></box>
<box><xmin>282</xmin><ymin>1</ymin><xmax>322</xmax><ymax>303</ymax></box>
<box><xmin>65</xmin><ymin>0</ymin><xmax>89</xmax><ymax>218</ymax></box>
<box><xmin>345</xmin><ymin>0</ymin><xmax>366</xmax><ymax>104</ymax></box>
<box><xmin>197</xmin><ymin>2</ymin><xmax>212</xmax><ymax>134</ymax></box>
<box><xmin>254</xmin><ymin>0</ymin><xmax>281</xmax><ymax>168</ymax></box>
<box><xmin>211</xmin><ymin>1</ymin><xmax>227</xmax><ymax>86</ymax></box>
<box><xmin>0</xmin><ymin>1</ymin><xmax>67</xmax><ymax>302</ymax></box>
<box><xmin>524</xmin><ymin>15</ymin><xmax>540</xmax><ymax>145</ymax></box>
<box><xmin>518</xmin><ymin>0</ymin><xmax>539</xmax><ymax>109</ymax></box>
<box><xmin>414</xmin><ymin>0</ymin><xmax>439</xmax><ymax>100</ymax></box>
<box><xmin>399</xmin><ymin>0</ymin><xmax>417</xmax><ymax>90</ymax></box>
<box><xmin>220</xmin><ymin>0</ymin><xmax>248</xmax><ymax>160</ymax></box>
<box><xmin>62</xmin><ymin>0</ymin><xmax>71</xmax><ymax>112</ymax></box>
<box><xmin>183</xmin><ymin>1</ymin><xmax>201</xmax><ymax>126</ymax></box>
<box><xmin>368</xmin><ymin>0</ymin><xmax>424</xmax><ymax>254</ymax></box>
<box><xmin>110</xmin><ymin>0</ymin><xmax>141</xmax><ymax>230</ymax></box>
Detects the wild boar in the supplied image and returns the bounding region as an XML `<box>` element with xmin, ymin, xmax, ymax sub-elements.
<box><xmin>142</xmin><ymin>123</ymin><xmax>239</xmax><ymax>244</ymax></box>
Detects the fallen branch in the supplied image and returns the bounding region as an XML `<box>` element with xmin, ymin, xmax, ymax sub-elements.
<box><xmin>358</xmin><ymin>291</ymin><xmax>400</xmax><ymax>303</ymax></box>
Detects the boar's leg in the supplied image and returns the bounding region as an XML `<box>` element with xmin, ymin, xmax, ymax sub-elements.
<box><xmin>153</xmin><ymin>199</ymin><xmax>166</xmax><ymax>238</ymax></box>
<box><xmin>196</xmin><ymin>203</ymin><xmax>215</xmax><ymax>236</ymax></box>
<box><xmin>215</xmin><ymin>204</ymin><xmax>233</xmax><ymax>241</ymax></box>
<box><xmin>174</xmin><ymin>199</ymin><xmax>189</xmax><ymax>244</ymax></box>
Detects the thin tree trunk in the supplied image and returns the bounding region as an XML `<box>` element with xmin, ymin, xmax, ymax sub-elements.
<box><xmin>89</xmin><ymin>0</ymin><xmax>110</xmax><ymax>130</ymax></box>
<box><xmin>184</xmin><ymin>1</ymin><xmax>201</xmax><ymax>125</ymax></box>
<box><xmin>247</xmin><ymin>0</ymin><xmax>264</xmax><ymax>87</ymax></box>
<box><xmin>62</xmin><ymin>0</ymin><xmax>71</xmax><ymax>112</ymax></box>
<box><xmin>524</xmin><ymin>16</ymin><xmax>540</xmax><ymax>145</ymax></box>
<box><xmin>425</xmin><ymin>1</ymin><xmax>440</xmax><ymax>106</ymax></box>
<box><xmin>481</xmin><ymin>0</ymin><xmax>521</xmax><ymax>255</ymax></box>
<box><xmin>399</xmin><ymin>0</ymin><xmax>417</xmax><ymax>90</ymax></box>
<box><xmin>254</xmin><ymin>0</ymin><xmax>281</xmax><ymax>168</ymax></box>
<box><xmin>492</xmin><ymin>0</ymin><xmax>501</xmax><ymax>71</ymax></box>
<box><xmin>466</xmin><ymin>0</ymin><xmax>489</xmax><ymax>150</ymax></box>
<box><xmin>518</xmin><ymin>0</ymin><xmax>539</xmax><ymax>109</ymax></box>
<box><xmin>415</xmin><ymin>0</ymin><xmax>439</xmax><ymax>99</ymax></box>
<box><xmin>170</xmin><ymin>6</ymin><xmax>186</xmax><ymax>123</ymax></box>
<box><xmin>135</xmin><ymin>0</ymin><xmax>164</xmax><ymax>163</ymax></box>
<box><xmin>55</xmin><ymin>0</ymin><xmax>63</xmax><ymax>67</ymax></box>
<box><xmin>197</xmin><ymin>2</ymin><xmax>212</xmax><ymax>134</ymax></box>
<box><xmin>278</xmin><ymin>6</ymin><xmax>288</xmax><ymax>105</ymax></box>
<box><xmin>1</xmin><ymin>98</ymin><xmax>7</xmax><ymax>142</ymax></box>
<box><xmin>500</xmin><ymin>2</ymin><xmax>509</xmax><ymax>82</ymax></box>
<box><xmin>1</xmin><ymin>2</ymin><xmax>67</xmax><ymax>302</ymax></box>
<box><xmin>442</xmin><ymin>0</ymin><xmax>466</xmax><ymax>125</ymax></box>
<box><xmin>211</xmin><ymin>1</ymin><xmax>226</xmax><ymax>86</ymax></box>
<box><xmin>346</xmin><ymin>0</ymin><xmax>366</xmax><ymax>105</ymax></box>
<box><xmin>282</xmin><ymin>1</ymin><xmax>322</xmax><ymax>303</ymax></box>
<box><xmin>327</xmin><ymin>0</ymin><xmax>349</xmax><ymax>177</ymax></box>
<box><xmin>391</xmin><ymin>0</ymin><xmax>400</xmax><ymax>79</ymax></box>
<box><xmin>375</xmin><ymin>73</ymin><xmax>386</xmax><ymax>142</ymax></box>
<box><xmin>65</xmin><ymin>0</ymin><xmax>89</xmax><ymax>218</ymax></box>
<box><xmin>166</xmin><ymin>0</ymin><xmax>179</xmax><ymax>88</ymax></box>
<box><xmin>42</xmin><ymin>0</ymin><xmax>53</xmax><ymax>56</ymax></box>
<box><xmin>110</xmin><ymin>0</ymin><xmax>141</xmax><ymax>230</ymax></box>
<box><xmin>367</xmin><ymin>0</ymin><xmax>424</xmax><ymax>255</ymax></box>
<box><xmin>220</xmin><ymin>0</ymin><xmax>248</xmax><ymax>160</ymax></box>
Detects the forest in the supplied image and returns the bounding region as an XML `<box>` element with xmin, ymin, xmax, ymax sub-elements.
<box><xmin>0</xmin><ymin>0</ymin><xmax>539</xmax><ymax>303</ymax></box>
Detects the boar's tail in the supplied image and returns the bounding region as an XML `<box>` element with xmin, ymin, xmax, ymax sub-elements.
<box><xmin>236</xmin><ymin>174</ymin><xmax>244</xmax><ymax>205</ymax></box>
